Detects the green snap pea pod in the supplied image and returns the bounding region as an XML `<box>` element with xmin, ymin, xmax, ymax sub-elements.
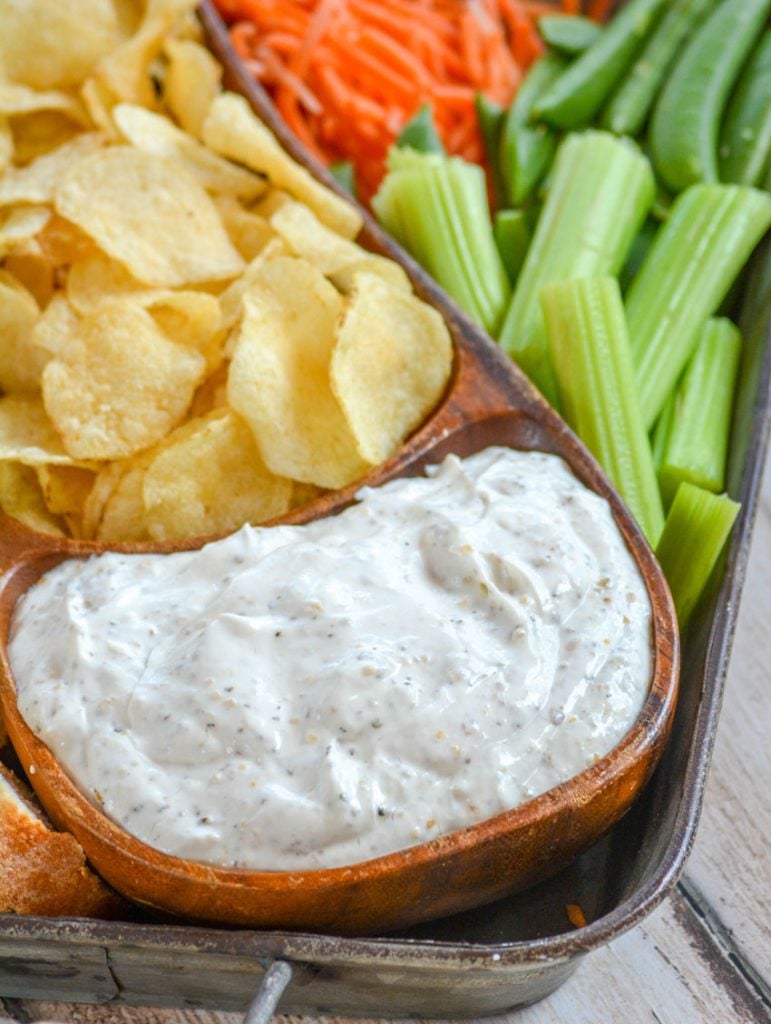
<box><xmin>537</xmin><ymin>15</ymin><xmax>602</xmax><ymax>55</ymax></box>
<box><xmin>396</xmin><ymin>104</ymin><xmax>445</xmax><ymax>154</ymax></box>
<box><xmin>650</xmin><ymin>0</ymin><xmax>771</xmax><ymax>193</ymax></box>
<box><xmin>329</xmin><ymin>161</ymin><xmax>356</xmax><ymax>195</ymax></box>
<box><xmin>499</xmin><ymin>54</ymin><xmax>565</xmax><ymax>207</ymax></box>
<box><xmin>602</xmin><ymin>0</ymin><xmax>718</xmax><ymax>138</ymax></box>
<box><xmin>719</xmin><ymin>29</ymin><xmax>771</xmax><ymax>187</ymax></box>
<box><xmin>493</xmin><ymin>210</ymin><xmax>531</xmax><ymax>284</ymax></box>
<box><xmin>532</xmin><ymin>0</ymin><xmax>669</xmax><ymax>129</ymax></box>
<box><xmin>475</xmin><ymin>93</ymin><xmax>506</xmax><ymax>208</ymax></box>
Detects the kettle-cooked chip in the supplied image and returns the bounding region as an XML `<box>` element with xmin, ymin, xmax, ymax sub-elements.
<box><xmin>32</xmin><ymin>293</ymin><xmax>81</xmax><ymax>358</ymax></box>
<box><xmin>42</xmin><ymin>300</ymin><xmax>207</xmax><ymax>460</ymax></box>
<box><xmin>0</xmin><ymin>395</ymin><xmax>80</xmax><ymax>466</ymax></box>
<box><xmin>203</xmin><ymin>92</ymin><xmax>362</xmax><ymax>240</ymax></box>
<box><xmin>0</xmin><ymin>207</ymin><xmax>51</xmax><ymax>259</ymax></box>
<box><xmin>36</xmin><ymin>464</ymin><xmax>97</xmax><ymax>538</ymax></box>
<box><xmin>270</xmin><ymin>201</ymin><xmax>410</xmax><ymax>293</ymax></box>
<box><xmin>147</xmin><ymin>291</ymin><xmax>224</xmax><ymax>373</ymax></box>
<box><xmin>0</xmin><ymin>118</ymin><xmax>12</xmax><ymax>173</ymax></box>
<box><xmin>66</xmin><ymin>252</ymin><xmax>149</xmax><ymax>312</ymax></box>
<box><xmin>55</xmin><ymin>147</ymin><xmax>244</xmax><ymax>286</ymax></box>
<box><xmin>0</xmin><ymin>133</ymin><xmax>105</xmax><ymax>206</ymax></box>
<box><xmin>143</xmin><ymin>409</ymin><xmax>293</xmax><ymax>541</ymax></box>
<box><xmin>112</xmin><ymin>104</ymin><xmax>266</xmax><ymax>200</ymax></box>
<box><xmin>0</xmin><ymin>462</ymin><xmax>64</xmax><ymax>537</ymax></box>
<box><xmin>0</xmin><ymin>0</ymin><xmax>128</xmax><ymax>90</ymax></box>
<box><xmin>0</xmin><ymin>83</ymin><xmax>88</xmax><ymax>123</ymax></box>
<box><xmin>0</xmin><ymin>271</ymin><xmax>46</xmax><ymax>393</ymax></box>
<box><xmin>214</xmin><ymin>194</ymin><xmax>276</xmax><ymax>261</ymax></box>
<box><xmin>3</xmin><ymin>253</ymin><xmax>54</xmax><ymax>308</ymax></box>
<box><xmin>96</xmin><ymin>456</ymin><xmax>153</xmax><ymax>542</ymax></box>
<box><xmin>227</xmin><ymin>256</ymin><xmax>370</xmax><ymax>489</ymax></box>
<box><xmin>331</xmin><ymin>272</ymin><xmax>453</xmax><ymax>464</ymax></box>
<box><xmin>163</xmin><ymin>38</ymin><xmax>222</xmax><ymax>138</ymax></box>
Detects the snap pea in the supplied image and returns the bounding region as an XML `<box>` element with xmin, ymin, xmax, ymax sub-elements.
<box><xmin>475</xmin><ymin>93</ymin><xmax>506</xmax><ymax>208</ymax></box>
<box><xmin>493</xmin><ymin>210</ymin><xmax>530</xmax><ymax>284</ymax></box>
<box><xmin>396</xmin><ymin>104</ymin><xmax>445</xmax><ymax>155</ymax></box>
<box><xmin>329</xmin><ymin>161</ymin><xmax>356</xmax><ymax>195</ymax></box>
<box><xmin>532</xmin><ymin>0</ymin><xmax>668</xmax><ymax>129</ymax></box>
<box><xmin>719</xmin><ymin>29</ymin><xmax>771</xmax><ymax>187</ymax></box>
<box><xmin>602</xmin><ymin>0</ymin><xmax>718</xmax><ymax>138</ymax></box>
<box><xmin>650</xmin><ymin>0</ymin><xmax>771</xmax><ymax>193</ymax></box>
<box><xmin>537</xmin><ymin>15</ymin><xmax>602</xmax><ymax>55</ymax></box>
<box><xmin>499</xmin><ymin>53</ymin><xmax>565</xmax><ymax>206</ymax></box>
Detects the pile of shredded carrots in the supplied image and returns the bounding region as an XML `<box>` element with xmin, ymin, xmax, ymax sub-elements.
<box><xmin>215</xmin><ymin>0</ymin><xmax>608</xmax><ymax>202</ymax></box>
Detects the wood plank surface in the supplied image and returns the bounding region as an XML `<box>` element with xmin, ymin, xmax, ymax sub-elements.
<box><xmin>3</xmin><ymin>463</ymin><xmax>769</xmax><ymax>1024</ymax></box>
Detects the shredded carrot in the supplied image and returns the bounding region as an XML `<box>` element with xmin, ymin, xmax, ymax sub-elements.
<box><xmin>214</xmin><ymin>0</ymin><xmax>598</xmax><ymax>203</ymax></box>
<box><xmin>587</xmin><ymin>0</ymin><xmax>616</xmax><ymax>19</ymax></box>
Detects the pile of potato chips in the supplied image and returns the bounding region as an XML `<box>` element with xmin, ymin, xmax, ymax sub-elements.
<box><xmin>0</xmin><ymin>0</ymin><xmax>452</xmax><ymax>542</ymax></box>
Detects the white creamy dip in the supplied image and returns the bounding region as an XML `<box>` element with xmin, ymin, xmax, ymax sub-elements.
<box><xmin>11</xmin><ymin>447</ymin><xmax>652</xmax><ymax>871</ymax></box>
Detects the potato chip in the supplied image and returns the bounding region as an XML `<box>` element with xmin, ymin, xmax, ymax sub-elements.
<box><xmin>163</xmin><ymin>38</ymin><xmax>222</xmax><ymax>138</ymax></box>
<box><xmin>66</xmin><ymin>252</ymin><xmax>149</xmax><ymax>312</ymax></box>
<box><xmin>0</xmin><ymin>271</ymin><xmax>46</xmax><ymax>392</ymax></box>
<box><xmin>81</xmin><ymin>461</ymin><xmax>126</xmax><ymax>539</ymax></box>
<box><xmin>96</xmin><ymin>457</ymin><xmax>152</xmax><ymax>542</ymax></box>
<box><xmin>80</xmin><ymin>76</ymin><xmax>120</xmax><ymax>137</ymax></box>
<box><xmin>35</xmin><ymin>213</ymin><xmax>95</xmax><ymax>266</ymax></box>
<box><xmin>35</xmin><ymin>464</ymin><xmax>96</xmax><ymax>537</ymax></box>
<box><xmin>202</xmin><ymin>92</ymin><xmax>362</xmax><ymax>240</ymax></box>
<box><xmin>0</xmin><ymin>206</ymin><xmax>51</xmax><ymax>258</ymax></box>
<box><xmin>0</xmin><ymin>0</ymin><xmax>128</xmax><ymax>90</ymax></box>
<box><xmin>0</xmin><ymin>117</ymin><xmax>12</xmax><ymax>173</ymax></box>
<box><xmin>0</xmin><ymin>395</ymin><xmax>81</xmax><ymax>466</ymax></box>
<box><xmin>55</xmin><ymin>146</ymin><xmax>244</xmax><ymax>287</ymax></box>
<box><xmin>0</xmin><ymin>132</ymin><xmax>104</xmax><ymax>206</ymax></box>
<box><xmin>331</xmin><ymin>271</ymin><xmax>453</xmax><ymax>464</ymax></box>
<box><xmin>189</xmin><ymin>364</ymin><xmax>229</xmax><ymax>419</ymax></box>
<box><xmin>32</xmin><ymin>293</ymin><xmax>81</xmax><ymax>357</ymax></box>
<box><xmin>252</xmin><ymin>188</ymin><xmax>293</xmax><ymax>220</ymax></box>
<box><xmin>146</xmin><ymin>291</ymin><xmax>225</xmax><ymax>373</ymax></box>
<box><xmin>143</xmin><ymin>409</ymin><xmax>293</xmax><ymax>540</ymax></box>
<box><xmin>270</xmin><ymin>200</ymin><xmax>411</xmax><ymax>293</ymax></box>
<box><xmin>3</xmin><ymin>252</ymin><xmax>54</xmax><ymax>308</ymax></box>
<box><xmin>218</xmin><ymin>237</ymin><xmax>288</xmax><ymax>338</ymax></box>
<box><xmin>42</xmin><ymin>300</ymin><xmax>207</xmax><ymax>460</ymax></box>
<box><xmin>112</xmin><ymin>104</ymin><xmax>266</xmax><ymax>200</ymax></box>
<box><xmin>0</xmin><ymin>462</ymin><xmax>64</xmax><ymax>537</ymax></box>
<box><xmin>11</xmin><ymin>110</ymin><xmax>87</xmax><ymax>164</ymax></box>
<box><xmin>227</xmin><ymin>256</ymin><xmax>369</xmax><ymax>488</ymax></box>
<box><xmin>0</xmin><ymin>82</ymin><xmax>88</xmax><ymax>123</ymax></box>
<box><xmin>214</xmin><ymin>194</ymin><xmax>276</xmax><ymax>261</ymax></box>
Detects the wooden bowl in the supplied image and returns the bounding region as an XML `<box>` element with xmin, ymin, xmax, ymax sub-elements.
<box><xmin>0</xmin><ymin>4</ymin><xmax>679</xmax><ymax>935</ymax></box>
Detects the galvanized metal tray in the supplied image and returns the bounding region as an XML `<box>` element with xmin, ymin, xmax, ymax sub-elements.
<box><xmin>1</xmin><ymin>7</ymin><xmax>770</xmax><ymax>1015</ymax></box>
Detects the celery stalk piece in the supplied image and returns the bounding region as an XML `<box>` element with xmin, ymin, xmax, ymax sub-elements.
<box><xmin>655</xmin><ymin>481</ymin><xmax>740</xmax><ymax>627</ymax></box>
<box><xmin>541</xmin><ymin>276</ymin><xmax>665</xmax><ymax>546</ymax></box>
<box><xmin>494</xmin><ymin>210</ymin><xmax>531</xmax><ymax>284</ymax></box>
<box><xmin>658</xmin><ymin>318</ymin><xmax>742</xmax><ymax>506</ymax></box>
<box><xmin>626</xmin><ymin>183</ymin><xmax>771</xmax><ymax>430</ymax></box>
<box><xmin>497</xmin><ymin>131</ymin><xmax>655</xmax><ymax>406</ymax></box>
<box><xmin>373</xmin><ymin>151</ymin><xmax>509</xmax><ymax>335</ymax></box>
<box><xmin>650</xmin><ymin>395</ymin><xmax>675</xmax><ymax>473</ymax></box>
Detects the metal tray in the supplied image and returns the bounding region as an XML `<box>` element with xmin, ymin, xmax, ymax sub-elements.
<box><xmin>1</xmin><ymin>16</ymin><xmax>770</xmax><ymax>1019</ymax></box>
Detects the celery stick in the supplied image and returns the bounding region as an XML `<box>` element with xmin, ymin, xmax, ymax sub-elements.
<box><xmin>658</xmin><ymin>318</ymin><xmax>742</xmax><ymax>506</ymax></box>
<box><xmin>650</xmin><ymin>395</ymin><xmax>675</xmax><ymax>472</ymax></box>
<box><xmin>626</xmin><ymin>183</ymin><xmax>771</xmax><ymax>429</ymax></box>
<box><xmin>373</xmin><ymin>154</ymin><xmax>509</xmax><ymax>333</ymax></box>
<box><xmin>494</xmin><ymin>210</ymin><xmax>530</xmax><ymax>283</ymax></box>
<box><xmin>655</xmin><ymin>482</ymin><xmax>740</xmax><ymax>626</ymax></box>
<box><xmin>497</xmin><ymin>132</ymin><xmax>655</xmax><ymax>406</ymax></box>
<box><xmin>541</xmin><ymin>276</ymin><xmax>665</xmax><ymax>546</ymax></box>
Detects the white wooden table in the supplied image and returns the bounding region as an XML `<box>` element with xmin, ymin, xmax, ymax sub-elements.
<box><xmin>3</xmin><ymin>455</ymin><xmax>769</xmax><ymax>1024</ymax></box>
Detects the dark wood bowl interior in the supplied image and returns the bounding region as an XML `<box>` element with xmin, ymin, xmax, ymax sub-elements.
<box><xmin>0</xmin><ymin>1</ymin><xmax>680</xmax><ymax>935</ymax></box>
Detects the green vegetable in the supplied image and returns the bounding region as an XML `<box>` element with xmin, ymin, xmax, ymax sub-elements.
<box><xmin>651</xmin><ymin>396</ymin><xmax>675</xmax><ymax>472</ymax></box>
<box><xmin>719</xmin><ymin>29</ymin><xmax>771</xmax><ymax>187</ymax></box>
<box><xmin>626</xmin><ymin>183</ymin><xmax>771</xmax><ymax>429</ymax></box>
<box><xmin>475</xmin><ymin>93</ymin><xmax>506</xmax><ymax>208</ymax></box>
<box><xmin>373</xmin><ymin>149</ymin><xmax>509</xmax><ymax>334</ymax></box>
<box><xmin>499</xmin><ymin>53</ymin><xmax>565</xmax><ymax>207</ymax></box>
<box><xmin>657</xmin><ymin>318</ymin><xmax>742</xmax><ymax>506</ymax></box>
<box><xmin>649</xmin><ymin>0</ymin><xmax>771</xmax><ymax>192</ymax></box>
<box><xmin>601</xmin><ymin>0</ymin><xmax>717</xmax><ymax>138</ymax></box>
<box><xmin>541</xmin><ymin>276</ymin><xmax>664</xmax><ymax>546</ymax></box>
<box><xmin>498</xmin><ymin>131</ymin><xmax>655</xmax><ymax>406</ymax></box>
<box><xmin>329</xmin><ymin>160</ymin><xmax>356</xmax><ymax>195</ymax></box>
<box><xmin>655</xmin><ymin>482</ymin><xmax>740</xmax><ymax>626</ymax></box>
<box><xmin>493</xmin><ymin>210</ymin><xmax>530</xmax><ymax>284</ymax></box>
<box><xmin>396</xmin><ymin>104</ymin><xmax>445</xmax><ymax>154</ymax></box>
<box><xmin>532</xmin><ymin>0</ymin><xmax>669</xmax><ymax>130</ymax></box>
<box><xmin>537</xmin><ymin>15</ymin><xmax>602</xmax><ymax>55</ymax></box>
<box><xmin>618</xmin><ymin>217</ymin><xmax>658</xmax><ymax>293</ymax></box>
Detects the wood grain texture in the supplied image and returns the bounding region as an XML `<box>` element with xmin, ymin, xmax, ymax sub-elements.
<box><xmin>6</xmin><ymin>452</ymin><xmax>769</xmax><ymax>1023</ymax></box>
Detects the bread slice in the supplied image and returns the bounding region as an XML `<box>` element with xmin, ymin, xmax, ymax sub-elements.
<box><xmin>0</xmin><ymin>761</ymin><xmax>123</xmax><ymax>917</ymax></box>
